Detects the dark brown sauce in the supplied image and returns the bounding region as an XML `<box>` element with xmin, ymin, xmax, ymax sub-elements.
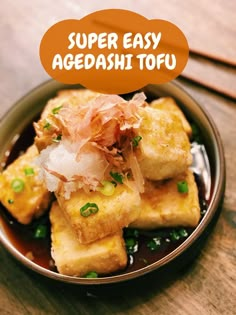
<box><xmin>0</xmin><ymin>207</ymin><xmax>53</xmax><ymax>270</ymax></box>
<box><xmin>0</xmin><ymin>120</ymin><xmax>210</xmax><ymax>276</ymax></box>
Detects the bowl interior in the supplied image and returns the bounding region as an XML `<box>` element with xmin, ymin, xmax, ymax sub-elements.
<box><xmin>0</xmin><ymin>80</ymin><xmax>225</xmax><ymax>285</ymax></box>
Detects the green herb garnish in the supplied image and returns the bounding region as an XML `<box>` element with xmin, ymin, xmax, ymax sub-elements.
<box><xmin>52</xmin><ymin>105</ymin><xmax>63</xmax><ymax>114</ymax></box>
<box><xmin>125</xmin><ymin>238</ymin><xmax>138</xmax><ymax>254</ymax></box>
<box><xmin>34</xmin><ymin>224</ymin><xmax>47</xmax><ymax>239</ymax></box>
<box><xmin>52</xmin><ymin>134</ymin><xmax>62</xmax><ymax>143</ymax></box>
<box><xmin>170</xmin><ymin>230</ymin><xmax>180</xmax><ymax>242</ymax></box>
<box><xmin>8</xmin><ymin>199</ymin><xmax>14</xmax><ymax>204</ymax></box>
<box><xmin>97</xmin><ymin>180</ymin><xmax>115</xmax><ymax>196</ymax></box>
<box><xmin>11</xmin><ymin>178</ymin><xmax>25</xmax><ymax>193</ymax></box>
<box><xmin>80</xmin><ymin>203</ymin><xmax>99</xmax><ymax>217</ymax></box>
<box><xmin>132</xmin><ymin>135</ymin><xmax>142</xmax><ymax>147</ymax></box>
<box><xmin>177</xmin><ymin>181</ymin><xmax>188</xmax><ymax>193</ymax></box>
<box><xmin>24</xmin><ymin>167</ymin><xmax>35</xmax><ymax>176</ymax></box>
<box><xmin>43</xmin><ymin>122</ymin><xmax>51</xmax><ymax>130</ymax></box>
<box><xmin>147</xmin><ymin>237</ymin><xmax>161</xmax><ymax>251</ymax></box>
<box><xmin>84</xmin><ymin>271</ymin><xmax>98</xmax><ymax>278</ymax></box>
<box><xmin>178</xmin><ymin>228</ymin><xmax>188</xmax><ymax>238</ymax></box>
<box><xmin>124</xmin><ymin>228</ymin><xmax>139</xmax><ymax>238</ymax></box>
<box><xmin>110</xmin><ymin>171</ymin><xmax>123</xmax><ymax>184</ymax></box>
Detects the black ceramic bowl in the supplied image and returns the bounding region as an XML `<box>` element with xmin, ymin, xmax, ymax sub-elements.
<box><xmin>0</xmin><ymin>80</ymin><xmax>225</xmax><ymax>291</ymax></box>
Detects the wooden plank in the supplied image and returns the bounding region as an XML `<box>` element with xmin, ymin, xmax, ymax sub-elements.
<box><xmin>182</xmin><ymin>54</ymin><xmax>236</xmax><ymax>99</ymax></box>
<box><xmin>82</xmin><ymin>0</ymin><xmax>236</xmax><ymax>66</ymax></box>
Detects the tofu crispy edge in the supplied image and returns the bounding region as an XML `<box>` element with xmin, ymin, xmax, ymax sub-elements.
<box><xmin>50</xmin><ymin>201</ymin><xmax>127</xmax><ymax>277</ymax></box>
<box><xmin>130</xmin><ymin>170</ymin><xmax>200</xmax><ymax>229</ymax></box>
<box><xmin>56</xmin><ymin>184</ymin><xmax>141</xmax><ymax>244</ymax></box>
<box><xmin>0</xmin><ymin>145</ymin><xmax>51</xmax><ymax>224</ymax></box>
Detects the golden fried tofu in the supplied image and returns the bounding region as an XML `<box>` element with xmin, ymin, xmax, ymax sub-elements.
<box><xmin>130</xmin><ymin>170</ymin><xmax>200</xmax><ymax>229</ymax></box>
<box><xmin>50</xmin><ymin>201</ymin><xmax>127</xmax><ymax>276</ymax></box>
<box><xmin>34</xmin><ymin>89</ymin><xmax>100</xmax><ymax>151</ymax></box>
<box><xmin>41</xmin><ymin>89</ymin><xmax>101</xmax><ymax>119</ymax></box>
<box><xmin>0</xmin><ymin>145</ymin><xmax>51</xmax><ymax>224</ymax></box>
<box><xmin>136</xmin><ymin>107</ymin><xmax>192</xmax><ymax>181</ymax></box>
<box><xmin>150</xmin><ymin>97</ymin><xmax>192</xmax><ymax>136</ymax></box>
<box><xmin>57</xmin><ymin>184</ymin><xmax>140</xmax><ymax>244</ymax></box>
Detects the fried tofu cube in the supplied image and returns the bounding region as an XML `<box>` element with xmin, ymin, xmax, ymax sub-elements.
<box><xmin>57</xmin><ymin>184</ymin><xmax>140</xmax><ymax>244</ymax></box>
<box><xmin>50</xmin><ymin>201</ymin><xmax>127</xmax><ymax>276</ymax></box>
<box><xmin>130</xmin><ymin>170</ymin><xmax>200</xmax><ymax>229</ymax></box>
<box><xmin>41</xmin><ymin>89</ymin><xmax>101</xmax><ymax>119</ymax></box>
<box><xmin>136</xmin><ymin>107</ymin><xmax>192</xmax><ymax>181</ymax></box>
<box><xmin>0</xmin><ymin>145</ymin><xmax>51</xmax><ymax>224</ymax></box>
<box><xmin>34</xmin><ymin>89</ymin><xmax>100</xmax><ymax>151</ymax></box>
<box><xmin>150</xmin><ymin>97</ymin><xmax>192</xmax><ymax>136</ymax></box>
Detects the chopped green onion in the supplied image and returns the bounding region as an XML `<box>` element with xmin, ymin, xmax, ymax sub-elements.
<box><xmin>97</xmin><ymin>180</ymin><xmax>115</xmax><ymax>196</ymax></box>
<box><xmin>124</xmin><ymin>228</ymin><xmax>139</xmax><ymax>238</ymax></box>
<box><xmin>154</xmin><ymin>230</ymin><xmax>168</xmax><ymax>238</ymax></box>
<box><xmin>84</xmin><ymin>271</ymin><xmax>98</xmax><ymax>278</ymax></box>
<box><xmin>178</xmin><ymin>228</ymin><xmax>188</xmax><ymax>238</ymax></box>
<box><xmin>170</xmin><ymin>230</ymin><xmax>180</xmax><ymax>242</ymax></box>
<box><xmin>110</xmin><ymin>171</ymin><xmax>123</xmax><ymax>184</ymax></box>
<box><xmin>43</xmin><ymin>122</ymin><xmax>51</xmax><ymax>130</ymax></box>
<box><xmin>125</xmin><ymin>238</ymin><xmax>136</xmax><ymax>247</ymax></box>
<box><xmin>80</xmin><ymin>203</ymin><xmax>99</xmax><ymax>217</ymax></box>
<box><xmin>52</xmin><ymin>134</ymin><xmax>62</xmax><ymax>143</ymax></box>
<box><xmin>52</xmin><ymin>105</ymin><xmax>63</xmax><ymax>114</ymax></box>
<box><xmin>8</xmin><ymin>199</ymin><xmax>14</xmax><ymax>204</ymax></box>
<box><xmin>11</xmin><ymin>178</ymin><xmax>25</xmax><ymax>193</ymax></box>
<box><xmin>34</xmin><ymin>224</ymin><xmax>47</xmax><ymax>239</ymax></box>
<box><xmin>132</xmin><ymin>135</ymin><xmax>142</xmax><ymax>147</ymax></box>
<box><xmin>125</xmin><ymin>238</ymin><xmax>138</xmax><ymax>254</ymax></box>
<box><xmin>177</xmin><ymin>181</ymin><xmax>189</xmax><ymax>193</ymax></box>
<box><xmin>147</xmin><ymin>237</ymin><xmax>161</xmax><ymax>251</ymax></box>
<box><xmin>169</xmin><ymin>229</ymin><xmax>188</xmax><ymax>242</ymax></box>
<box><xmin>24</xmin><ymin>167</ymin><xmax>35</xmax><ymax>176</ymax></box>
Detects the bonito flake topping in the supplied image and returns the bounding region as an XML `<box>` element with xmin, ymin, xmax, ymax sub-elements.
<box><xmin>36</xmin><ymin>92</ymin><xmax>146</xmax><ymax>198</ymax></box>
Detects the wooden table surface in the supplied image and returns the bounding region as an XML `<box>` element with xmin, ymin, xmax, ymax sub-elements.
<box><xmin>0</xmin><ymin>1</ymin><xmax>235</xmax><ymax>314</ymax></box>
